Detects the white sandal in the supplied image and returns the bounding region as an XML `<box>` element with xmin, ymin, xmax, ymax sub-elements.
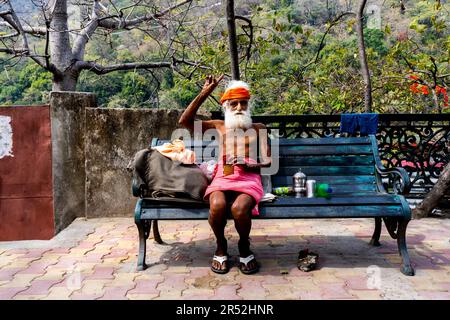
<box><xmin>211</xmin><ymin>255</ymin><xmax>229</xmax><ymax>274</ymax></box>
<box><xmin>239</xmin><ymin>254</ymin><xmax>259</xmax><ymax>274</ymax></box>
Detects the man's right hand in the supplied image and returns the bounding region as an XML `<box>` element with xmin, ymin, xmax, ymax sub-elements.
<box><xmin>178</xmin><ymin>74</ymin><xmax>225</xmax><ymax>130</ymax></box>
<box><xmin>202</xmin><ymin>74</ymin><xmax>224</xmax><ymax>94</ymax></box>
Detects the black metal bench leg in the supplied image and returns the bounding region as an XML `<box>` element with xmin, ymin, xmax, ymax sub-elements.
<box><xmin>369</xmin><ymin>217</ymin><xmax>382</xmax><ymax>246</ymax></box>
<box><xmin>136</xmin><ymin>219</ymin><xmax>151</xmax><ymax>271</ymax></box>
<box><xmin>152</xmin><ymin>220</ymin><xmax>163</xmax><ymax>244</ymax></box>
<box><xmin>396</xmin><ymin>219</ymin><xmax>415</xmax><ymax>276</ymax></box>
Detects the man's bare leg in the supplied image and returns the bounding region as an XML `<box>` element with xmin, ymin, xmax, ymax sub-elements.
<box><xmin>231</xmin><ymin>193</ymin><xmax>258</xmax><ymax>273</ymax></box>
<box><xmin>208</xmin><ymin>191</ymin><xmax>228</xmax><ymax>272</ymax></box>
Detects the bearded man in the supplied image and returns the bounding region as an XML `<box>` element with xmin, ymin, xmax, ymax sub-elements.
<box><xmin>178</xmin><ymin>75</ymin><xmax>271</xmax><ymax>274</ymax></box>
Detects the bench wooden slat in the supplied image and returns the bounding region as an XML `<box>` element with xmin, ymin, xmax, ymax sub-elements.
<box><xmin>272</xmin><ymin>183</ymin><xmax>378</xmax><ymax>193</ymax></box>
<box><xmin>270</xmin><ymin>189</ymin><xmax>380</xmax><ymax>196</ymax></box>
<box><xmin>257</xmin><ymin>205</ymin><xmax>404</xmax><ymax>218</ymax></box>
<box><xmin>276</xmin><ymin>166</ymin><xmax>375</xmax><ymax>176</ymax></box>
<box><xmin>297</xmin><ymin>184</ymin><xmax>377</xmax><ymax>193</ymax></box>
<box><xmin>165</xmin><ymin>137</ymin><xmax>372</xmax><ymax>148</ymax></box>
<box><xmin>279</xmin><ymin>155</ymin><xmax>374</xmax><ymax>166</ymax></box>
<box><xmin>274</xmin><ymin>137</ymin><xmax>371</xmax><ymax>146</ymax></box>
<box><xmin>326</xmin><ymin>191</ymin><xmax>383</xmax><ymax>196</ymax></box>
<box><xmin>261</xmin><ymin>195</ymin><xmax>402</xmax><ymax>206</ymax></box>
<box><xmin>279</xmin><ymin>145</ymin><xmax>373</xmax><ymax>156</ymax></box>
<box><xmin>140</xmin><ymin>204</ymin><xmax>404</xmax><ymax>220</ymax></box>
<box><xmin>141</xmin><ymin>194</ymin><xmax>400</xmax><ymax>209</ymax></box>
<box><xmin>271</xmin><ymin>175</ymin><xmax>376</xmax><ymax>186</ymax></box>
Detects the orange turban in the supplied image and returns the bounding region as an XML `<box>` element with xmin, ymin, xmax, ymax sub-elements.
<box><xmin>220</xmin><ymin>87</ymin><xmax>251</xmax><ymax>104</ymax></box>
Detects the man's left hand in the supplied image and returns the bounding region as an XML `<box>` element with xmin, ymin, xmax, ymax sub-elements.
<box><xmin>240</xmin><ymin>163</ymin><xmax>259</xmax><ymax>171</ymax></box>
<box><xmin>230</xmin><ymin>157</ymin><xmax>260</xmax><ymax>172</ymax></box>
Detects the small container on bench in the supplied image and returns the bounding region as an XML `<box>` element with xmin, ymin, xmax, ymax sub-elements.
<box><xmin>306</xmin><ymin>180</ymin><xmax>316</xmax><ymax>198</ymax></box>
<box><xmin>293</xmin><ymin>169</ymin><xmax>307</xmax><ymax>197</ymax></box>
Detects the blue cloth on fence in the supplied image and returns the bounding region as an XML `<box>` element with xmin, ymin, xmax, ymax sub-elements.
<box><xmin>340</xmin><ymin>113</ymin><xmax>378</xmax><ymax>136</ymax></box>
<box><xmin>358</xmin><ymin>113</ymin><xmax>378</xmax><ymax>135</ymax></box>
<box><xmin>340</xmin><ymin>114</ymin><xmax>358</xmax><ymax>135</ymax></box>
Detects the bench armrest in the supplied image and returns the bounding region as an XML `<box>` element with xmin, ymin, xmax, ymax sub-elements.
<box><xmin>369</xmin><ymin>135</ymin><xmax>411</xmax><ymax>195</ymax></box>
<box><xmin>131</xmin><ymin>138</ymin><xmax>159</xmax><ymax>198</ymax></box>
<box><xmin>375</xmin><ymin>165</ymin><xmax>411</xmax><ymax>195</ymax></box>
<box><xmin>132</xmin><ymin>176</ymin><xmax>147</xmax><ymax>198</ymax></box>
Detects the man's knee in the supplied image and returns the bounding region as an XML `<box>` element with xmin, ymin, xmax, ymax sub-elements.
<box><xmin>231</xmin><ymin>200</ymin><xmax>251</xmax><ymax>219</ymax></box>
<box><xmin>210</xmin><ymin>196</ymin><xmax>227</xmax><ymax>217</ymax></box>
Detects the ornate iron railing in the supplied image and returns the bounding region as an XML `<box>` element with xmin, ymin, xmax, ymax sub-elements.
<box><xmin>211</xmin><ymin>112</ymin><xmax>450</xmax><ymax>198</ymax></box>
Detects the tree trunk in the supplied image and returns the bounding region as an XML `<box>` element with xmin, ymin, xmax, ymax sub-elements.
<box><xmin>226</xmin><ymin>0</ymin><xmax>240</xmax><ymax>80</ymax></box>
<box><xmin>413</xmin><ymin>162</ymin><xmax>450</xmax><ymax>219</ymax></box>
<box><xmin>431</xmin><ymin>88</ymin><xmax>441</xmax><ymax>113</ymax></box>
<box><xmin>52</xmin><ymin>69</ymin><xmax>79</xmax><ymax>91</ymax></box>
<box><xmin>355</xmin><ymin>0</ymin><xmax>372</xmax><ymax>112</ymax></box>
<box><xmin>49</xmin><ymin>0</ymin><xmax>74</xmax><ymax>90</ymax></box>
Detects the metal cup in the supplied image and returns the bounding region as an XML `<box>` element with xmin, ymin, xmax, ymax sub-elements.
<box><xmin>306</xmin><ymin>180</ymin><xmax>316</xmax><ymax>198</ymax></box>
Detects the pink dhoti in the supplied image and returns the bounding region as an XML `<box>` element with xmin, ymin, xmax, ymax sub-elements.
<box><xmin>203</xmin><ymin>159</ymin><xmax>264</xmax><ymax>216</ymax></box>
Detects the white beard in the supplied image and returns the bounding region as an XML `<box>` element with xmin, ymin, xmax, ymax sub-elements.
<box><xmin>224</xmin><ymin>108</ymin><xmax>253</xmax><ymax>129</ymax></box>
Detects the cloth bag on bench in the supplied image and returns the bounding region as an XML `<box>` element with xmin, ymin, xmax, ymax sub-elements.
<box><xmin>131</xmin><ymin>148</ymin><xmax>208</xmax><ymax>202</ymax></box>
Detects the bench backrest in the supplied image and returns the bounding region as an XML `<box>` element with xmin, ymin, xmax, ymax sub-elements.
<box><xmin>272</xmin><ymin>137</ymin><xmax>377</xmax><ymax>196</ymax></box>
<box><xmin>152</xmin><ymin>136</ymin><xmax>379</xmax><ymax>197</ymax></box>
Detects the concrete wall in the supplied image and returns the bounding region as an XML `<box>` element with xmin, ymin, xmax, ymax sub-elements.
<box><xmin>84</xmin><ymin>108</ymin><xmax>210</xmax><ymax>218</ymax></box>
<box><xmin>49</xmin><ymin>91</ymin><xmax>211</xmax><ymax>224</ymax></box>
<box><xmin>50</xmin><ymin>92</ymin><xmax>95</xmax><ymax>233</ymax></box>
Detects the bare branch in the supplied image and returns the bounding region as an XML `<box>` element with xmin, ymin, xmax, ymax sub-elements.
<box><xmin>1</xmin><ymin>2</ymin><xmax>36</xmax><ymax>63</ymax></box>
<box><xmin>117</xmin><ymin>0</ymin><xmax>144</xmax><ymax>14</ymax></box>
<box><xmin>298</xmin><ymin>11</ymin><xmax>355</xmax><ymax>75</ymax></box>
<box><xmin>0</xmin><ymin>10</ymin><xmax>20</xmax><ymax>34</ymax></box>
<box><xmin>401</xmin><ymin>55</ymin><xmax>433</xmax><ymax>77</ymax></box>
<box><xmin>0</xmin><ymin>0</ymin><xmax>60</xmax><ymax>73</ymax></box>
<box><xmin>76</xmin><ymin>60</ymin><xmax>172</xmax><ymax>75</ymax></box>
<box><xmin>235</xmin><ymin>15</ymin><xmax>253</xmax><ymax>62</ymax></box>
<box><xmin>356</xmin><ymin>0</ymin><xmax>372</xmax><ymax>112</ymax></box>
<box><xmin>0</xmin><ymin>47</ymin><xmax>28</xmax><ymax>54</ymax></box>
<box><xmin>0</xmin><ymin>30</ymin><xmax>18</xmax><ymax>39</ymax></box>
<box><xmin>0</xmin><ymin>21</ymin><xmax>47</xmax><ymax>36</ymax></box>
<box><xmin>97</xmin><ymin>0</ymin><xmax>192</xmax><ymax>30</ymax></box>
<box><xmin>22</xmin><ymin>25</ymin><xmax>47</xmax><ymax>36</ymax></box>
<box><xmin>316</xmin><ymin>11</ymin><xmax>355</xmax><ymax>63</ymax></box>
<box><xmin>172</xmin><ymin>56</ymin><xmax>212</xmax><ymax>71</ymax></box>
<box><xmin>430</xmin><ymin>56</ymin><xmax>438</xmax><ymax>85</ymax></box>
<box><xmin>38</xmin><ymin>0</ymin><xmax>52</xmax><ymax>71</ymax></box>
<box><xmin>72</xmin><ymin>0</ymin><xmax>101</xmax><ymax>60</ymax></box>
<box><xmin>402</xmin><ymin>55</ymin><xmax>441</xmax><ymax>112</ymax></box>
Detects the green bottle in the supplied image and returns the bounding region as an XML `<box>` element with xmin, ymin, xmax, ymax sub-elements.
<box><xmin>315</xmin><ymin>184</ymin><xmax>333</xmax><ymax>198</ymax></box>
<box><xmin>273</xmin><ymin>186</ymin><xmax>293</xmax><ymax>195</ymax></box>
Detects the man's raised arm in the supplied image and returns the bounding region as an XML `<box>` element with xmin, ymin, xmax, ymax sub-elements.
<box><xmin>178</xmin><ymin>75</ymin><xmax>224</xmax><ymax>131</ymax></box>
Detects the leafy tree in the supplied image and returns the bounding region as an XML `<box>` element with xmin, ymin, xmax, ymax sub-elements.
<box><xmin>0</xmin><ymin>0</ymin><xmax>195</xmax><ymax>92</ymax></box>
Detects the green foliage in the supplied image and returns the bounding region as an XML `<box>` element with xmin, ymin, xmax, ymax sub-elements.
<box><xmin>160</xmin><ymin>80</ymin><xmax>198</xmax><ymax>109</ymax></box>
<box><xmin>364</xmin><ymin>29</ymin><xmax>388</xmax><ymax>56</ymax></box>
<box><xmin>1</xmin><ymin>0</ymin><xmax>449</xmax><ymax>114</ymax></box>
<box><xmin>0</xmin><ymin>61</ymin><xmax>52</xmax><ymax>105</ymax></box>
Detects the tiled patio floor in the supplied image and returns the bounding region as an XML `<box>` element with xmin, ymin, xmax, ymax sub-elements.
<box><xmin>0</xmin><ymin>217</ymin><xmax>449</xmax><ymax>300</ymax></box>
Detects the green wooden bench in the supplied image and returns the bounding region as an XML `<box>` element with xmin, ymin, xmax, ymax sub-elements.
<box><xmin>133</xmin><ymin>135</ymin><xmax>414</xmax><ymax>276</ymax></box>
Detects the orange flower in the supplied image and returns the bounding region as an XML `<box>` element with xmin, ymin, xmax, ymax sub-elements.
<box><xmin>410</xmin><ymin>83</ymin><xmax>420</xmax><ymax>93</ymax></box>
